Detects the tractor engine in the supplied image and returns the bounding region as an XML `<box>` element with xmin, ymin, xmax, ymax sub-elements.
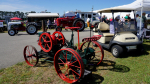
<box><xmin>38</xmin><ymin>31</ymin><xmax>65</xmax><ymax>54</ymax></box>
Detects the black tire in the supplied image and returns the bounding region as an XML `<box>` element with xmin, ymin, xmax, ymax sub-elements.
<box><xmin>56</xmin><ymin>26</ymin><xmax>62</xmax><ymax>32</ymax></box>
<box><xmin>26</xmin><ymin>24</ymin><xmax>37</xmax><ymax>35</ymax></box>
<box><xmin>15</xmin><ymin>30</ymin><xmax>18</xmax><ymax>34</ymax></box>
<box><xmin>136</xmin><ymin>44</ymin><xmax>144</xmax><ymax>54</ymax></box>
<box><xmin>111</xmin><ymin>45</ymin><xmax>123</xmax><ymax>58</ymax></box>
<box><xmin>73</xmin><ymin>19</ymin><xmax>85</xmax><ymax>31</ymax></box>
<box><xmin>8</xmin><ymin>29</ymin><xmax>16</xmax><ymax>36</ymax></box>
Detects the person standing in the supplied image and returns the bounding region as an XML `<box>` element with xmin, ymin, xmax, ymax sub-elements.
<box><xmin>109</xmin><ymin>17</ymin><xmax>115</xmax><ymax>34</ymax></box>
<box><xmin>102</xmin><ymin>15</ymin><xmax>106</xmax><ymax>23</ymax></box>
<box><xmin>87</xmin><ymin>18</ymin><xmax>90</xmax><ymax>28</ymax></box>
<box><xmin>142</xmin><ymin>12</ymin><xmax>147</xmax><ymax>28</ymax></box>
<box><xmin>120</xmin><ymin>16</ymin><xmax>125</xmax><ymax>22</ymax></box>
<box><xmin>54</xmin><ymin>18</ymin><xmax>57</xmax><ymax>31</ymax></box>
<box><xmin>136</xmin><ymin>14</ymin><xmax>143</xmax><ymax>39</ymax></box>
<box><xmin>47</xmin><ymin>19</ymin><xmax>51</xmax><ymax>30</ymax></box>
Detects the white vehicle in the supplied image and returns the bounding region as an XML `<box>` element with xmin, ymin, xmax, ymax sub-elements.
<box><xmin>93</xmin><ymin>8</ymin><xmax>143</xmax><ymax>58</ymax></box>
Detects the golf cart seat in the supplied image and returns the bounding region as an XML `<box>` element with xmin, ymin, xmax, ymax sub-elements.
<box><xmin>94</xmin><ymin>22</ymin><xmax>114</xmax><ymax>43</ymax></box>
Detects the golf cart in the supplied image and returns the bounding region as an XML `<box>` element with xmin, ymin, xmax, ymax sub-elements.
<box><xmin>93</xmin><ymin>8</ymin><xmax>143</xmax><ymax>58</ymax></box>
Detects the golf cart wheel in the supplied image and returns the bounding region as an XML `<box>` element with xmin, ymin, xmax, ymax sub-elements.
<box><xmin>111</xmin><ymin>45</ymin><xmax>123</xmax><ymax>58</ymax></box>
<box><xmin>79</xmin><ymin>41</ymin><xmax>104</xmax><ymax>65</ymax></box>
<box><xmin>73</xmin><ymin>19</ymin><xmax>85</xmax><ymax>31</ymax></box>
<box><xmin>23</xmin><ymin>45</ymin><xmax>39</xmax><ymax>66</ymax></box>
<box><xmin>39</xmin><ymin>33</ymin><xmax>53</xmax><ymax>52</ymax></box>
<box><xmin>26</xmin><ymin>24</ymin><xmax>37</xmax><ymax>35</ymax></box>
<box><xmin>52</xmin><ymin>31</ymin><xmax>65</xmax><ymax>47</ymax></box>
<box><xmin>136</xmin><ymin>45</ymin><xmax>144</xmax><ymax>54</ymax></box>
<box><xmin>54</xmin><ymin>48</ymin><xmax>84</xmax><ymax>83</ymax></box>
<box><xmin>56</xmin><ymin>26</ymin><xmax>62</xmax><ymax>32</ymax></box>
<box><xmin>8</xmin><ymin>29</ymin><xmax>16</xmax><ymax>36</ymax></box>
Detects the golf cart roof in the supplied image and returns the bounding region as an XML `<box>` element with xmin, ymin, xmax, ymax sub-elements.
<box><xmin>97</xmin><ymin>7</ymin><xmax>135</xmax><ymax>13</ymax></box>
<box><xmin>27</xmin><ymin>13</ymin><xmax>59</xmax><ymax>17</ymax></box>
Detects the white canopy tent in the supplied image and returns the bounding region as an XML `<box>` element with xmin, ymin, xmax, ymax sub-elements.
<box><xmin>95</xmin><ymin>0</ymin><xmax>150</xmax><ymax>36</ymax></box>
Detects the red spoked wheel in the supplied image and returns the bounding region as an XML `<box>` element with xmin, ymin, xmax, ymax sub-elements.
<box><xmin>39</xmin><ymin>33</ymin><xmax>53</xmax><ymax>52</ymax></box>
<box><xmin>23</xmin><ymin>45</ymin><xmax>38</xmax><ymax>66</ymax></box>
<box><xmin>52</xmin><ymin>31</ymin><xmax>65</xmax><ymax>47</ymax></box>
<box><xmin>79</xmin><ymin>41</ymin><xmax>104</xmax><ymax>65</ymax></box>
<box><xmin>54</xmin><ymin>48</ymin><xmax>84</xmax><ymax>83</ymax></box>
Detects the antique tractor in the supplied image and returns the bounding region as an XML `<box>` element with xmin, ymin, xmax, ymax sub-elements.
<box><xmin>23</xmin><ymin>27</ymin><xmax>104</xmax><ymax>83</ymax></box>
<box><xmin>56</xmin><ymin>16</ymin><xmax>85</xmax><ymax>32</ymax></box>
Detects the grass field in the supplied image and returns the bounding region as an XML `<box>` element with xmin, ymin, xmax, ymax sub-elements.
<box><xmin>0</xmin><ymin>40</ymin><xmax>150</xmax><ymax>84</ymax></box>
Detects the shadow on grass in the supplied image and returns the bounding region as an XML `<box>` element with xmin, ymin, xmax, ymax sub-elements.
<box><xmin>36</xmin><ymin>60</ymin><xmax>54</xmax><ymax>67</ymax></box>
<box><xmin>87</xmin><ymin>60</ymin><xmax>130</xmax><ymax>73</ymax></box>
<box><xmin>73</xmin><ymin>74</ymin><xmax>104</xmax><ymax>84</ymax></box>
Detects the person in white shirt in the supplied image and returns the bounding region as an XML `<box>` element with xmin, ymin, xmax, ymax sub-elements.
<box><xmin>87</xmin><ymin>18</ymin><xmax>90</xmax><ymax>28</ymax></box>
<box><xmin>136</xmin><ymin>14</ymin><xmax>143</xmax><ymax>30</ymax></box>
<box><xmin>120</xmin><ymin>16</ymin><xmax>125</xmax><ymax>22</ymax></box>
<box><xmin>136</xmin><ymin>14</ymin><xmax>143</xmax><ymax>39</ymax></box>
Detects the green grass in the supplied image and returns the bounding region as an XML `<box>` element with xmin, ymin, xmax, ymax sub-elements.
<box><xmin>0</xmin><ymin>41</ymin><xmax>150</xmax><ymax>84</ymax></box>
<box><xmin>102</xmin><ymin>42</ymin><xmax>150</xmax><ymax>84</ymax></box>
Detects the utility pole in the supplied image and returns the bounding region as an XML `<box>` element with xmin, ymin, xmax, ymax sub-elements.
<box><xmin>91</xmin><ymin>6</ymin><xmax>93</xmax><ymax>23</ymax></box>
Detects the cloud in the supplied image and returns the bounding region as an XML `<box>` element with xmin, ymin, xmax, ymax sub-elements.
<box><xmin>0</xmin><ymin>0</ymin><xmax>45</xmax><ymax>12</ymax></box>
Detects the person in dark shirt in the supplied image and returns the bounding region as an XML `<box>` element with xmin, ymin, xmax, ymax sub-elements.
<box><xmin>127</xmin><ymin>14</ymin><xmax>131</xmax><ymax>21</ymax></box>
<box><xmin>102</xmin><ymin>15</ymin><xmax>106</xmax><ymax>23</ymax></box>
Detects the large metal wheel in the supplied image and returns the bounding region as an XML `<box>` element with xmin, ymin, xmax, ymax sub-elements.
<box><xmin>73</xmin><ymin>19</ymin><xmax>85</xmax><ymax>31</ymax></box>
<box><xmin>23</xmin><ymin>45</ymin><xmax>38</xmax><ymax>66</ymax></box>
<box><xmin>54</xmin><ymin>48</ymin><xmax>84</xmax><ymax>83</ymax></box>
<box><xmin>52</xmin><ymin>31</ymin><xmax>65</xmax><ymax>47</ymax></box>
<box><xmin>39</xmin><ymin>33</ymin><xmax>53</xmax><ymax>52</ymax></box>
<box><xmin>26</xmin><ymin>24</ymin><xmax>37</xmax><ymax>35</ymax></box>
<box><xmin>8</xmin><ymin>29</ymin><xmax>16</xmax><ymax>36</ymax></box>
<box><xmin>79</xmin><ymin>41</ymin><xmax>104</xmax><ymax>65</ymax></box>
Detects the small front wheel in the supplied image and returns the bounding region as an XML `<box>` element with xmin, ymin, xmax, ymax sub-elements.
<box><xmin>8</xmin><ymin>29</ymin><xmax>16</xmax><ymax>36</ymax></box>
<box><xmin>111</xmin><ymin>45</ymin><xmax>123</xmax><ymax>58</ymax></box>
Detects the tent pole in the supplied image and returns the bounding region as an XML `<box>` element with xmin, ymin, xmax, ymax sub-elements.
<box><xmin>111</xmin><ymin>10</ymin><xmax>115</xmax><ymax>33</ymax></box>
<box><xmin>100</xmin><ymin>12</ymin><xmax>102</xmax><ymax>22</ymax></box>
<box><xmin>140</xmin><ymin>0</ymin><xmax>144</xmax><ymax>38</ymax></box>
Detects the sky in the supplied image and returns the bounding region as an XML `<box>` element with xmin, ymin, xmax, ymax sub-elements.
<box><xmin>0</xmin><ymin>0</ymin><xmax>137</xmax><ymax>15</ymax></box>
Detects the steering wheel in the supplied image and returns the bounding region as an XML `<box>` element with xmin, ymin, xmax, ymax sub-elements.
<box><xmin>98</xmin><ymin>29</ymin><xmax>103</xmax><ymax>35</ymax></box>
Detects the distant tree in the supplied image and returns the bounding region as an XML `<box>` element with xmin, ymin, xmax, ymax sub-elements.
<box><xmin>13</xmin><ymin>12</ymin><xmax>16</xmax><ymax>17</ymax></box>
<box><xmin>31</xmin><ymin>11</ymin><xmax>36</xmax><ymax>13</ymax></box>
